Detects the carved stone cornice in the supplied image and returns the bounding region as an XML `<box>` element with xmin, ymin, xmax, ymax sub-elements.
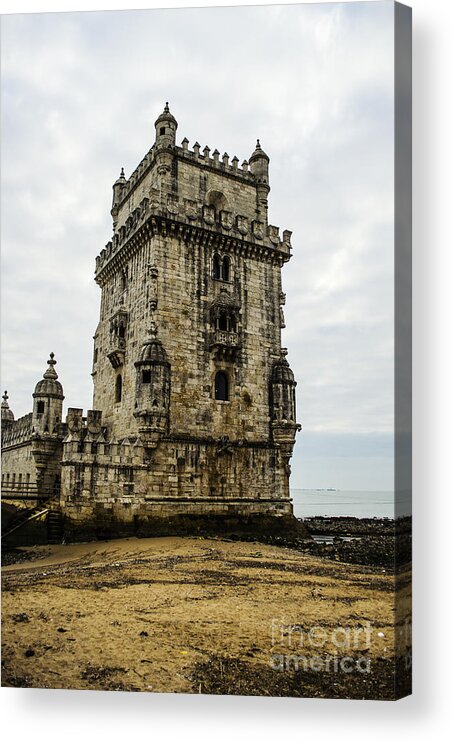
<box><xmin>95</xmin><ymin>214</ymin><xmax>290</xmax><ymax>286</ymax></box>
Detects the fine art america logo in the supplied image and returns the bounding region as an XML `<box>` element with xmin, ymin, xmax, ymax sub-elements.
<box><xmin>270</xmin><ymin>619</ymin><xmax>374</xmax><ymax>674</ymax></box>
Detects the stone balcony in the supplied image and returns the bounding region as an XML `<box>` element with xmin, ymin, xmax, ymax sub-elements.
<box><xmin>107</xmin><ymin>337</ymin><xmax>126</xmax><ymax>369</ymax></box>
<box><xmin>210</xmin><ymin>330</ymin><xmax>240</xmax><ymax>360</ymax></box>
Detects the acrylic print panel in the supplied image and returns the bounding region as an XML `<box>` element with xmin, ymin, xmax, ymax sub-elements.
<box><xmin>1</xmin><ymin>2</ymin><xmax>412</xmax><ymax>700</ymax></box>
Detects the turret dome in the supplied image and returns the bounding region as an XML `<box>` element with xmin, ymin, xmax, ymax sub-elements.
<box><xmin>33</xmin><ymin>353</ymin><xmax>64</xmax><ymax>399</ymax></box>
<box><xmin>154</xmin><ymin>102</ymin><xmax>178</xmax><ymax>130</ymax></box>
<box><xmin>249</xmin><ymin>139</ymin><xmax>269</xmax><ymax>164</ymax></box>
<box><xmin>1</xmin><ymin>391</ymin><xmax>14</xmax><ymax>422</ymax></box>
<box><xmin>271</xmin><ymin>349</ymin><xmax>295</xmax><ymax>384</ymax></box>
<box><xmin>135</xmin><ymin>323</ymin><xmax>169</xmax><ymax>366</ymax></box>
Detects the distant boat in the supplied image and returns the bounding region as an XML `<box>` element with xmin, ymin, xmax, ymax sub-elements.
<box><xmin>326</xmin><ymin>488</ymin><xmax>337</xmax><ymax>492</ymax></box>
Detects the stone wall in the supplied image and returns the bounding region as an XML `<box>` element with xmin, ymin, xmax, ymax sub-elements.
<box><xmin>2</xmin><ymin>412</ymin><xmax>65</xmax><ymax>502</ymax></box>
<box><xmin>1</xmin><ymin>439</ymin><xmax>36</xmax><ymax>494</ymax></box>
<box><xmin>61</xmin><ymin>426</ymin><xmax>292</xmax><ymax>514</ymax></box>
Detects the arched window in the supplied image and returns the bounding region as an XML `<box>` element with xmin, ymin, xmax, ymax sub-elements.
<box><xmin>119</xmin><ymin>323</ymin><xmax>125</xmax><ymax>339</ymax></box>
<box><xmin>37</xmin><ymin>401</ymin><xmax>45</xmax><ymax>414</ymax></box>
<box><xmin>115</xmin><ymin>374</ymin><xmax>122</xmax><ymax>403</ymax></box>
<box><xmin>213</xmin><ymin>254</ymin><xmax>221</xmax><ymax>280</ymax></box>
<box><xmin>120</xmin><ymin>270</ymin><xmax>127</xmax><ymax>291</ymax></box>
<box><xmin>215</xmin><ymin>371</ymin><xmax>229</xmax><ymax>401</ymax></box>
<box><xmin>222</xmin><ymin>255</ymin><xmax>230</xmax><ymax>282</ymax></box>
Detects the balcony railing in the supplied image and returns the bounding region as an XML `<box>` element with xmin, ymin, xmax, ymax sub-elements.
<box><xmin>211</xmin><ymin>330</ymin><xmax>239</xmax><ymax>347</ymax></box>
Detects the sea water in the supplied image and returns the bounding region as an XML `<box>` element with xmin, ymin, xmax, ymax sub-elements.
<box><xmin>291</xmin><ymin>489</ymin><xmax>411</xmax><ymax>519</ymax></box>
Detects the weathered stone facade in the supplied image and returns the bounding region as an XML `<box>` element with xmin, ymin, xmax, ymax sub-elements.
<box><xmin>2</xmin><ymin>105</ymin><xmax>303</xmax><ymax>540</ymax></box>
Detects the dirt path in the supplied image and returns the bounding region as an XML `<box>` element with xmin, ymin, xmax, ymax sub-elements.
<box><xmin>1</xmin><ymin>536</ymin><xmax>411</xmax><ymax>698</ymax></box>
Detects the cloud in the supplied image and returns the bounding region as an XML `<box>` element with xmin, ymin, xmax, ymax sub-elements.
<box><xmin>1</xmin><ymin>2</ymin><xmax>395</xmax><ymax>488</ymax></box>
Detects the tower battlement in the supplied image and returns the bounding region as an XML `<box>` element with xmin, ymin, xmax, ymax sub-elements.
<box><xmin>98</xmin><ymin>105</ymin><xmax>292</xmax><ymax>281</ymax></box>
<box><xmin>117</xmin><ymin>138</ymin><xmax>259</xmax><ymax>208</ymax></box>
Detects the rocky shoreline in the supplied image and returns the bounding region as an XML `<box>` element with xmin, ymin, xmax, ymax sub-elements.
<box><xmin>227</xmin><ymin>516</ymin><xmax>412</xmax><ymax>570</ymax></box>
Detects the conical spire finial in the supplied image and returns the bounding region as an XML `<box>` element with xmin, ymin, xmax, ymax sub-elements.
<box><xmin>164</xmin><ymin>102</ymin><xmax>170</xmax><ymax>113</ymax></box>
<box><xmin>43</xmin><ymin>352</ymin><xmax>58</xmax><ymax>380</ymax></box>
<box><xmin>2</xmin><ymin>390</ymin><xmax>8</xmax><ymax>404</ymax></box>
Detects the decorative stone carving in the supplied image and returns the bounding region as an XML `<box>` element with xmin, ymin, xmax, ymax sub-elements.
<box><xmin>236</xmin><ymin>215</ymin><xmax>248</xmax><ymax>235</ymax></box>
<box><xmin>268</xmin><ymin>225</ymin><xmax>280</xmax><ymax>245</ymax></box>
<box><xmin>252</xmin><ymin>220</ymin><xmax>264</xmax><ymax>240</ymax></box>
<box><xmin>167</xmin><ymin>194</ymin><xmax>179</xmax><ymax>214</ymax></box>
<box><xmin>203</xmin><ymin>204</ymin><xmax>215</xmax><ymax>225</ymax></box>
<box><xmin>184</xmin><ymin>199</ymin><xmax>197</xmax><ymax>220</ymax></box>
<box><xmin>220</xmin><ymin>210</ymin><xmax>233</xmax><ymax>230</ymax></box>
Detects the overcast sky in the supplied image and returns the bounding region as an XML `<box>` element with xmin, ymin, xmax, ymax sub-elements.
<box><xmin>1</xmin><ymin>2</ymin><xmax>395</xmax><ymax>489</ymax></box>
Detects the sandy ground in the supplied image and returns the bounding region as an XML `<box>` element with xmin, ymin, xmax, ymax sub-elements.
<box><xmin>1</xmin><ymin>537</ymin><xmax>411</xmax><ymax>698</ymax></box>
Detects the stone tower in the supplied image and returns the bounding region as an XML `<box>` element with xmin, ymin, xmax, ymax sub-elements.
<box><xmin>31</xmin><ymin>354</ymin><xmax>65</xmax><ymax>495</ymax></box>
<box><xmin>60</xmin><ymin>105</ymin><xmax>302</xmax><ymax>538</ymax></box>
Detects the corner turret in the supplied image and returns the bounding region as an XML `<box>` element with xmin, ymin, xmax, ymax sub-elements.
<box><xmin>134</xmin><ymin>322</ymin><xmax>171</xmax><ymax>448</ymax></box>
<box><xmin>249</xmin><ymin>139</ymin><xmax>270</xmax><ymax>224</ymax></box>
<box><xmin>154</xmin><ymin>102</ymin><xmax>178</xmax><ymax>150</ymax></box>
<box><xmin>270</xmin><ymin>349</ymin><xmax>301</xmax><ymax>474</ymax></box>
<box><xmin>249</xmin><ymin>139</ymin><xmax>269</xmax><ymax>183</ymax></box>
<box><xmin>111</xmin><ymin>167</ymin><xmax>126</xmax><ymax>228</ymax></box>
<box><xmin>32</xmin><ymin>353</ymin><xmax>64</xmax><ymax>435</ymax></box>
